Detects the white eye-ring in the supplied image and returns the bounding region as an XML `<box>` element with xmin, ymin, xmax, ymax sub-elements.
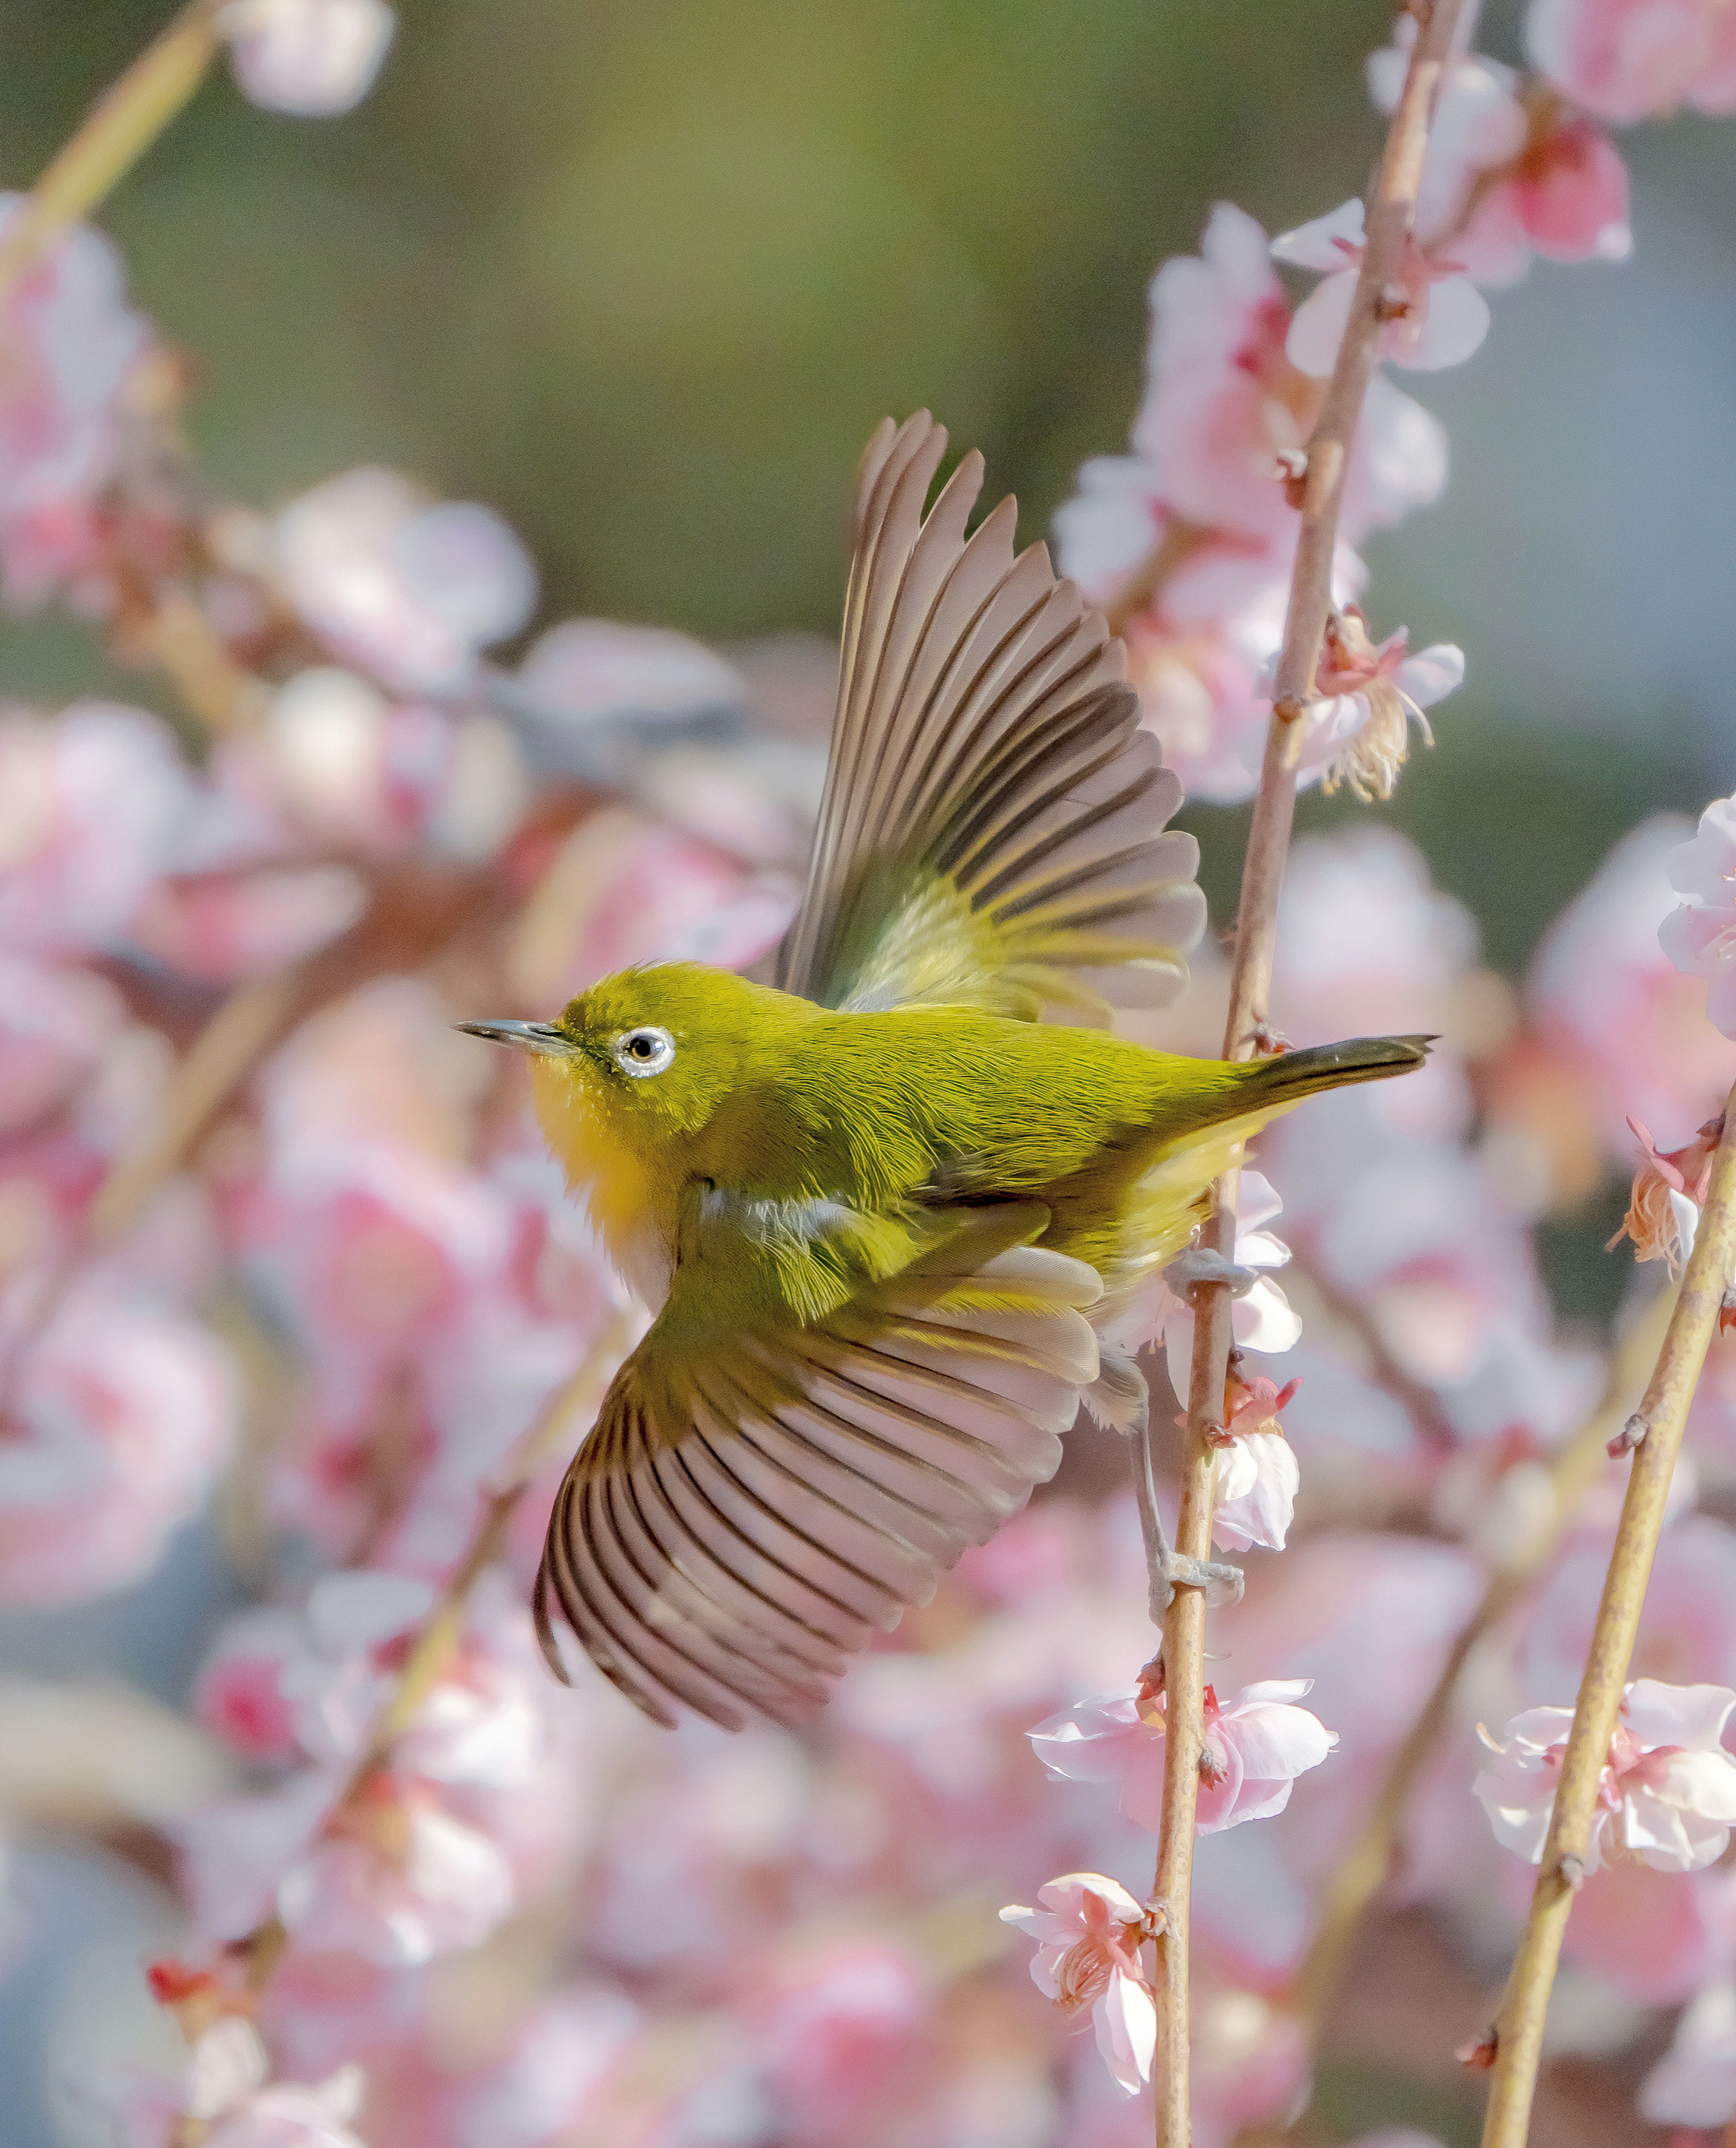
<box><xmin>613</xmin><ymin>1025</ymin><xmax>676</xmax><ymax>1078</ymax></box>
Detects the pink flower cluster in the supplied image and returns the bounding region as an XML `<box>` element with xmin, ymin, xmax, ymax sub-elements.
<box><xmin>1052</xmin><ymin>0</ymin><xmax>1696</xmax><ymax>805</ymax></box>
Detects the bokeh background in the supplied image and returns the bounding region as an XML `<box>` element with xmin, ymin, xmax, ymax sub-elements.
<box><xmin>2</xmin><ymin>2</ymin><xmax>1735</xmax><ymax>2143</ymax></box>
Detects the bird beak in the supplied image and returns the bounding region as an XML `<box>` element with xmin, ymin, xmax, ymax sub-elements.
<box><xmin>454</xmin><ymin>1019</ymin><xmax>576</xmax><ymax>1057</ymax></box>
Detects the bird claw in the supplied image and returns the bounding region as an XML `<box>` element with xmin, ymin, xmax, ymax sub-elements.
<box><xmin>1163</xmin><ymin>1248</ymin><xmax>1258</xmax><ymax>1298</ymax></box>
<box><xmin>1151</xmin><ymin>1548</ymin><xmax>1244</xmax><ymax>1619</ymax></box>
<box><xmin>1250</xmin><ymin>1020</ymin><xmax>1293</xmax><ymax>1055</ymax></box>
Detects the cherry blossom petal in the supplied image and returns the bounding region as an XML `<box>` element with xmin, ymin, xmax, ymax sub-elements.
<box><xmin>1270</xmin><ymin>199</ymin><xmax>1367</xmax><ymax>271</ymax></box>
<box><xmin>223</xmin><ymin>0</ymin><xmax>396</xmax><ymax>117</ymax></box>
<box><xmin>1212</xmin><ymin>1433</ymin><xmax>1300</xmax><ymax>1553</ymax></box>
<box><xmin>1285</xmin><ymin>270</ymin><xmax>1359</xmax><ymax>377</ymax></box>
<box><xmin>1399</xmin><ymin>274</ymin><xmax>1491</xmax><ymax>370</ymax></box>
<box><xmin>1093</xmin><ymin>1967</ymin><xmax>1157</xmax><ymax>2096</ymax></box>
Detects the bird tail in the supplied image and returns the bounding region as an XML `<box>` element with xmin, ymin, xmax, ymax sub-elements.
<box><xmin>1118</xmin><ymin>1035</ymin><xmax>1433</xmax><ymax>1289</ymax></box>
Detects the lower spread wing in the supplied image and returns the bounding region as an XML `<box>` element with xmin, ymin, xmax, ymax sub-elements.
<box><xmin>774</xmin><ymin>412</ymin><xmax>1206</xmax><ymax>1023</ymax></box>
<box><xmin>535</xmin><ymin>1196</ymin><xmax>1103</xmax><ymax>1729</ymax></box>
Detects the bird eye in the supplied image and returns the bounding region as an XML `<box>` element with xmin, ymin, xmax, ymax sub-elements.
<box><xmin>614</xmin><ymin>1025</ymin><xmax>675</xmax><ymax>1078</ymax></box>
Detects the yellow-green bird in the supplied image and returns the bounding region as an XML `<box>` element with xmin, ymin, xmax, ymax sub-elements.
<box><xmin>461</xmin><ymin>413</ymin><xmax>1424</xmax><ymax>1731</ymax></box>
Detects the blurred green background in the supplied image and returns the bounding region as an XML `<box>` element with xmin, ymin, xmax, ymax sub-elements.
<box><xmin>0</xmin><ymin>0</ymin><xmax>1731</xmax><ymax>986</ymax></box>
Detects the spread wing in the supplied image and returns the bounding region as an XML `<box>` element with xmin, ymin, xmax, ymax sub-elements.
<box><xmin>774</xmin><ymin>411</ymin><xmax>1207</xmax><ymax>1021</ymax></box>
<box><xmin>535</xmin><ymin>1196</ymin><xmax>1102</xmax><ymax>1729</ymax></box>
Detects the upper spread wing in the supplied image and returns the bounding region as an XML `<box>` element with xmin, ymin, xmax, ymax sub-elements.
<box><xmin>774</xmin><ymin>411</ymin><xmax>1207</xmax><ymax>1021</ymax></box>
<box><xmin>535</xmin><ymin>1195</ymin><xmax>1102</xmax><ymax>1729</ymax></box>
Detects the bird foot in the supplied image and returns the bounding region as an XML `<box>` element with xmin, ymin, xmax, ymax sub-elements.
<box><xmin>1149</xmin><ymin>1546</ymin><xmax>1245</xmax><ymax>1619</ymax></box>
<box><xmin>1163</xmin><ymin>1247</ymin><xmax>1258</xmax><ymax>1298</ymax></box>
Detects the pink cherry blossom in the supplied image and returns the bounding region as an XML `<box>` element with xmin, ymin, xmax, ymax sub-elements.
<box><xmin>1455</xmin><ymin>111</ymin><xmax>1633</xmax><ymax>286</ymax></box>
<box><xmin>998</xmin><ymin>1873</ymin><xmax>1156</xmax><ymax>2096</ymax></box>
<box><xmin>1029</xmin><ymin>1671</ymin><xmax>1337</xmax><ymax>1834</ymax></box>
<box><xmin>1273</xmin><ymin>199</ymin><xmax>1491</xmax><ymax>375</ymax></box>
<box><xmin>274</xmin><ymin>470</ymin><xmax>536</xmax><ymax>696</ymax></box>
<box><xmin>0</xmin><ymin>199</ymin><xmax>150</xmax><ymax>609</ymax></box>
<box><xmin>1189</xmin><ymin>1986</ymin><xmax>1311</xmax><ymax>2148</ymax></box>
<box><xmin>0</xmin><ymin>1289</ymin><xmax>237</xmax><ymax>1606</ymax></box>
<box><xmin>1211</xmin><ymin>1394</ymin><xmax>1302</xmax><ymax>1555</ymax></box>
<box><xmin>1293</xmin><ymin>609</ymin><xmax>1464</xmax><ymax>801</ymax></box>
<box><xmin>223</xmin><ymin>0</ymin><xmax>396</xmax><ymax>117</ymax></box>
<box><xmin>1367</xmin><ymin>29</ymin><xmax>1631</xmax><ymax>284</ymax></box>
<box><xmin>1640</xmin><ymin>1981</ymin><xmax>1736</xmax><ymax>2126</ymax></box>
<box><xmin>1660</xmin><ymin>793</ymin><xmax>1736</xmax><ymax>1040</ymax></box>
<box><xmin>0</xmin><ymin>702</ymin><xmax>194</xmax><ymax>955</ymax></box>
<box><xmin>1528</xmin><ymin>0</ymin><xmax>1736</xmax><ymax>122</ymax></box>
<box><xmin>1607</xmin><ymin>1111</ymin><xmax>1722</xmax><ymax>1271</ymax></box>
<box><xmin>1531</xmin><ymin>815</ymin><xmax>1736</xmax><ymax>1156</ymax></box>
<box><xmin>1132</xmin><ymin>204</ymin><xmax>1446</xmax><ymax>548</ymax></box>
<box><xmin>1369</xmin><ymin>33</ymin><xmax>1529</xmax><ymax>245</ymax></box>
<box><xmin>1475</xmin><ymin>1680</ymin><xmax>1736</xmax><ymax>1874</ymax></box>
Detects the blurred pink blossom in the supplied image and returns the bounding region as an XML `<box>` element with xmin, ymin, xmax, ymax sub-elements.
<box><xmin>1532</xmin><ymin>815</ymin><xmax>1736</xmax><ymax>1155</ymax></box>
<box><xmin>206</xmin><ymin>2067</ymin><xmax>370</xmax><ymax>2148</ymax></box>
<box><xmin>1661</xmin><ymin>793</ymin><xmax>1736</xmax><ymax>1040</ymax></box>
<box><xmin>1641</xmin><ymin>1981</ymin><xmax>1736</xmax><ymax>2126</ymax></box>
<box><xmin>1527</xmin><ymin>1515</ymin><xmax>1736</xmax><ymax>1704</ymax></box>
<box><xmin>0</xmin><ymin>954</ymin><xmax>126</xmax><ymax>1135</ymax></box>
<box><xmin>0</xmin><ymin>200</ymin><xmax>149</xmax><ymax>608</ymax></box>
<box><xmin>274</xmin><ymin>471</ymin><xmax>536</xmax><ymax>696</ymax></box>
<box><xmin>998</xmin><ymin>1873</ymin><xmax>1156</xmax><ymax>2096</ymax></box>
<box><xmin>749</xmin><ymin>1937</ymin><xmax>934</xmax><ymax>2144</ymax></box>
<box><xmin>1273</xmin><ymin>826</ymin><xmax>1478</xmax><ymax>1139</ymax></box>
<box><xmin>1368</xmin><ymin>33</ymin><xmax>1528</xmax><ymax>248</ymax></box>
<box><xmin>1273</xmin><ymin>199</ymin><xmax>1491</xmax><ymax>374</ymax></box>
<box><xmin>279</xmin><ymin>1776</ymin><xmax>515</xmax><ymax>1966</ymax></box>
<box><xmin>1457</xmin><ymin>112</ymin><xmax>1633</xmax><ymax>283</ymax></box>
<box><xmin>1475</xmin><ymin>1679</ymin><xmax>1736</xmax><ymax>1873</ymax></box>
<box><xmin>1189</xmin><ymin>1985</ymin><xmax>1311</xmax><ymax>2148</ymax></box>
<box><xmin>1367</xmin><ymin>30</ymin><xmax>1631</xmax><ymax>282</ymax></box>
<box><xmin>0</xmin><ymin>1290</ymin><xmax>236</xmax><ymax>1605</ymax></box>
<box><xmin>1528</xmin><ymin>0</ymin><xmax>1736</xmax><ymax>120</ymax></box>
<box><xmin>0</xmin><ymin>702</ymin><xmax>193</xmax><ymax>955</ymax></box>
<box><xmin>1030</xmin><ymin>1673</ymin><xmax>1337</xmax><ymax>1834</ymax></box>
<box><xmin>223</xmin><ymin>0</ymin><xmax>396</xmax><ymax>117</ymax></box>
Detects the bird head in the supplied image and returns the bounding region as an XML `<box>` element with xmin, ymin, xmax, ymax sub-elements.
<box><xmin>458</xmin><ymin>962</ymin><xmax>809</xmax><ymax>1185</ymax></box>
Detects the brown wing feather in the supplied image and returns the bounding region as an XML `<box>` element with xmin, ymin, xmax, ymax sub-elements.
<box><xmin>535</xmin><ymin>1239</ymin><xmax>1104</xmax><ymax>1729</ymax></box>
<box><xmin>776</xmin><ymin>411</ymin><xmax>1206</xmax><ymax>1019</ymax></box>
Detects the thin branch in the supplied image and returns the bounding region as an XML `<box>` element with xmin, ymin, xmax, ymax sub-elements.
<box><xmin>1480</xmin><ymin>1091</ymin><xmax>1736</xmax><ymax>2148</ymax></box>
<box><xmin>0</xmin><ymin>0</ymin><xmax>225</xmax><ymax>309</ymax></box>
<box><xmin>1281</xmin><ymin>1282</ymin><xmax>1676</xmax><ymax>2044</ymax></box>
<box><xmin>1148</xmin><ymin>8</ymin><xmax>1468</xmax><ymax>2139</ymax></box>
